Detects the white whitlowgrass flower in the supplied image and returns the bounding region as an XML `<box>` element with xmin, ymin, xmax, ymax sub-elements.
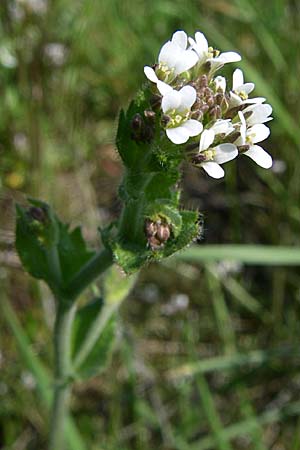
<box><xmin>196</xmin><ymin>127</ymin><xmax>238</xmax><ymax>178</ymax></box>
<box><xmin>229</xmin><ymin>69</ymin><xmax>265</xmax><ymax>107</ymax></box>
<box><xmin>144</xmin><ymin>31</ymin><xmax>198</xmax><ymax>86</ymax></box>
<box><xmin>188</xmin><ymin>31</ymin><xmax>241</xmax><ymax>73</ymax></box>
<box><xmin>243</xmin><ymin>103</ymin><xmax>273</xmax><ymax>126</ymax></box>
<box><xmin>161</xmin><ymin>85</ymin><xmax>203</xmax><ymax>144</ymax></box>
<box><xmin>236</xmin><ymin>111</ymin><xmax>272</xmax><ymax>168</ymax></box>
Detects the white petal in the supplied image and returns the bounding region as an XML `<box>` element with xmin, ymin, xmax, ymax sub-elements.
<box><xmin>240</xmin><ymin>82</ymin><xmax>255</xmax><ymax>94</ymax></box>
<box><xmin>188</xmin><ymin>37</ymin><xmax>196</xmax><ymax>48</ymax></box>
<box><xmin>161</xmin><ymin>89</ymin><xmax>181</xmax><ymax>113</ymax></box>
<box><xmin>174</xmin><ymin>49</ymin><xmax>198</xmax><ymax>74</ymax></box>
<box><xmin>214</xmin><ymin>76</ymin><xmax>226</xmax><ymax>92</ymax></box>
<box><xmin>243</xmin><ymin>97</ymin><xmax>266</xmax><ymax>104</ymax></box>
<box><xmin>181</xmin><ymin>119</ymin><xmax>203</xmax><ymax>137</ymax></box>
<box><xmin>199</xmin><ymin>129</ymin><xmax>215</xmax><ymax>152</ymax></box>
<box><xmin>172</xmin><ymin>31</ymin><xmax>187</xmax><ymax>49</ymax></box>
<box><xmin>211</xmin><ymin>119</ymin><xmax>234</xmax><ymax>135</ymax></box>
<box><xmin>243</xmin><ymin>103</ymin><xmax>273</xmax><ymax>125</ymax></box>
<box><xmin>217</xmin><ymin>51</ymin><xmax>241</xmax><ymax>63</ymax></box>
<box><xmin>238</xmin><ymin>111</ymin><xmax>246</xmax><ymax>129</ymax></box>
<box><xmin>144</xmin><ymin>66</ymin><xmax>158</xmax><ymax>83</ymax></box>
<box><xmin>244</xmin><ymin>145</ymin><xmax>273</xmax><ymax>169</ymax></box>
<box><xmin>249</xmin><ymin>124</ymin><xmax>270</xmax><ymax>143</ymax></box>
<box><xmin>157</xmin><ymin>80</ymin><xmax>173</xmax><ymax>95</ymax></box>
<box><xmin>195</xmin><ymin>32</ymin><xmax>208</xmax><ymax>53</ymax></box>
<box><xmin>237</xmin><ymin>112</ymin><xmax>247</xmax><ymax>144</ymax></box>
<box><xmin>202</xmin><ymin>162</ymin><xmax>225</xmax><ymax>179</ymax></box>
<box><xmin>233</xmin><ymin>68</ymin><xmax>244</xmax><ymax>90</ymax></box>
<box><xmin>229</xmin><ymin>92</ymin><xmax>243</xmax><ymax>107</ymax></box>
<box><xmin>214</xmin><ymin>144</ymin><xmax>238</xmax><ymax>164</ymax></box>
<box><xmin>158</xmin><ymin>41</ymin><xmax>179</xmax><ymax>68</ymax></box>
<box><xmin>178</xmin><ymin>85</ymin><xmax>197</xmax><ymax>110</ymax></box>
<box><xmin>166</xmin><ymin>126</ymin><xmax>189</xmax><ymax>144</ymax></box>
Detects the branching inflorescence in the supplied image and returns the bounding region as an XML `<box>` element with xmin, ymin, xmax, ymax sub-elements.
<box><xmin>144</xmin><ymin>30</ymin><xmax>273</xmax><ymax>177</ymax></box>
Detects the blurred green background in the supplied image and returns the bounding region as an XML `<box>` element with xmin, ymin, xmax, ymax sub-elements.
<box><xmin>1</xmin><ymin>0</ymin><xmax>300</xmax><ymax>449</ymax></box>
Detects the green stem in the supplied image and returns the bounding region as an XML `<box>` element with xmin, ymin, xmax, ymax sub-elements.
<box><xmin>118</xmin><ymin>171</ymin><xmax>155</xmax><ymax>242</ymax></box>
<box><xmin>73</xmin><ymin>299</ymin><xmax>121</xmax><ymax>370</ymax></box>
<box><xmin>49</xmin><ymin>302</ymin><xmax>77</xmax><ymax>450</ymax></box>
<box><xmin>64</xmin><ymin>248</ymin><xmax>113</xmax><ymax>299</ymax></box>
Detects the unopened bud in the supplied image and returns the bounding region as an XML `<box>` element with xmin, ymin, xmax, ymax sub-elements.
<box><xmin>144</xmin><ymin>110</ymin><xmax>156</xmax><ymax>121</ymax></box>
<box><xmin>238</xmin><ymin>144</ymin><xmax>250</xmax><ymax>153</ymax></box>
<box><xmin>161</xmin><ymin>114</ymin><xmax>171</xmax><ymax>127</ymax></box>
<box><xmin>215</xmin><ymin>93</ymin><xmax>224</xmax><ymax>105</ymax></box>
<box><xmin>191</xmin><ymin>153</ymin><xmax>206</xmax><ymax>164</ymax></box>
<box><xmin>225</xmin><ymin>106</ymin><xmax>241</xmax><ymax>119</ymax></box>
<box><xmin>206</xmin><ymin>96</ymin><xmax>215</xmax><ymax>107</ymax></box>
<box><xmin>144</xmin><ymin>219</ymin><xmax>157</xmax><ymax>237</ymax></box>
<box><xmin>227</xmin><ymin>131</ymin><xmax>240</xmax><ymax>143</ymax></box>
<box><xmin>148</xmin><ymin>236</ymin><xmax>163</xmax><ymax>251</ymax></box>
<box><xmin>28</xmin><ymin>206</ymin><xmax>47</xmax><ymax>223</ymax></box>
<box><xmin>144</xmin><ymin>217</ymin><xmax>171</xmax><ymax>250</ymax></box>
<box><xmin>150</xmin><ymin>94</ymin><xmax>161</xmax><ymax>110</ymax></box>
<box><xmin>209</xmin><ymin>105</ymin><xmax>221</xmax><ymax>119</ymax></box>
<box><xmin>199</xmin><ymin>75</ymin><xmax>208</xmax><ymax>88</ymax></box>
<box><xmin>191</xmin><ymin>110</ymin><xmax>203</xmax><ymax>121</ymax></box>
<box><xmin>131</xmin><ymin>113</ymin><xmax>143</xmax><ymax>131</ymax></box>
<box><xmin>156</xmin><ymin>223</ymin><xmax>171</xmax><ymax>242</ymax></box>
<box><xmin>200</xmin><ymin>104</ymin><xmax>210</xmax><ymax>115</ymax></box>
<box><xmin>202</xmin><ymin>61</ymin><xmax>211</xmax><ymax>74</ymax></box>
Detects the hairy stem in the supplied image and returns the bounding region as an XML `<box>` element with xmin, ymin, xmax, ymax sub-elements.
<box><xmin>49</xmin><ymin>302</ymin><xmax>77</xmax><ymax>450</ymax></box>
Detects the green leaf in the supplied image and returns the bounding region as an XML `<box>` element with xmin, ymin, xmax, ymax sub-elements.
<box><xmin>116</xmin><ymin>91</ymin><xmax>152</xmax><ymax>169</ymax></box>
<box><xmin>15</xmin><ymin>203</ymin><xmax>56</xmax><ymax>282</ymax></box>
<box><xmin>57</xmin><ymin>223</ymin><xmax>95</xmax><ymax>285</ymax></box>
<box><xmin>72</xmin><ymin>298</ymin><xmax>117</xmax><ymax>379</ymax></box>
<box><xmin>16</xmin><ymin>199</ymin><xmax>95</xmax><ymax>288</ymax></box>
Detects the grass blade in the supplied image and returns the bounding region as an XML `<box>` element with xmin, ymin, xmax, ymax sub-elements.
<box><xmin>179</xmin><ymin>245</ymin><xmax>300</xmax><ymax>266</ymax></box>
<box><xmin>1</xmin><ymin>295</ymin><xmax>86</xmax><ymax>450</ymax></box>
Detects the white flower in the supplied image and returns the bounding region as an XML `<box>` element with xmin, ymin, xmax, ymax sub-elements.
<box><xmin>236</xmin><ymin>112</ymin><xmax>272</xmax><ymax>169</ymax></box>
<box><xmin>210</xmin><ymin>119</ymin><xmax>234</xmax><ymax>136</ymax></box>
<box><xmin>214</xmin><ymin>76</ymin><xmax>226</xmax><ymax>93</ymax></box>
<box><xmin>196</xmin><ymin>128</ymin><xmax>238</xmax><ymax>178</ymax></box>
<box><xmin>242</xmin><ymin>103</ymin><xmax>273</xmax><ymax>126</ymax></box>
<box><xmin>161</xmin><ymin>85</ymin><xmax>203</xmax><ymax>144</ymax></box>
<box><xmin>144</xmin><ymin>31</ymin><xmax>198</xmax><ymax>86</ymax></box>
<box><xmin>229</xmin><ymin>69</ymin><xmax>265</xmax><ymax>107</ymax></box>
<box><xmin>188</xmin><ymin>31</ymin><xmax>241</xmax><ymax>72</ymax></box>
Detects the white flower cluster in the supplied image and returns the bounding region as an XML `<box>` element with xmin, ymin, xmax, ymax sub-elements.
<box><xmin>144</xmin><ymin>30</ymin><xmax>273</xmax><ymax>179</ymax></box>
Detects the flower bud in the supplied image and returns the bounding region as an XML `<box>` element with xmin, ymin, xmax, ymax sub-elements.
<box><xmin>144</xmin><ymin>217</ymin><xmax>171</xmax><ymax>250</ymax></box>
<box><xmin>238</xmin><ymin>144</ymin><xmax>250</xmax><ymax>153</ymax></box>
<box><xmin>150</xmin><ymin>94</ymin><xmax>161</xmax><ymax>110</ymax></box>
<box><xmin>199</xmin><ymin>75</ymin><xmax>208</xmax><ymax>88</ymax></box>
<box><xmin>144</xmin><ymin>110</ymin><xmax>156</xmax><ymax>121</ymax></box>
<box><xmin>161</xmin><ymin>114</ymin><xmax>171</xmax><ymax>127</ymax></box>
<box><xmin>156</xmin><ymin>223</ymin><xmax>171</xmax><ymax>242</ymax></box>
<box><xmin>131</xmin><ymin>113</ymin><xmax>143</xmax><ymax>131</ymax></box>
<box><xmin>206</xmin><ymin>96</ymin><xmax>215</xmax><ymax>107</ymax></box>
<box><xmin>144</xmin><ymin>219</ymin><xmax>157</xmax><ymax>237</ymax></box>
<box><xmin>28</xmin><ymin>206</ymin><xmax>47</xmax><ymax>223</ymax></box>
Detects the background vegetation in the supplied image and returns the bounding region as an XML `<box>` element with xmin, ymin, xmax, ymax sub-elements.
<box><xmin>1</xmin><ymin>0</ymin><xmax>300</xmax><ymax>449</ymax></box>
